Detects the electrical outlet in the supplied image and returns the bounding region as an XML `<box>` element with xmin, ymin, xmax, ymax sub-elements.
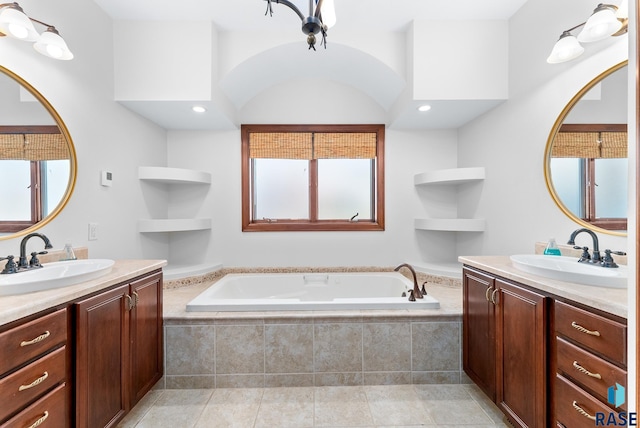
<box><xmin>88</xmin><ymin>223</ymin><xmax>98</xmax><ymax>241</ymax></box>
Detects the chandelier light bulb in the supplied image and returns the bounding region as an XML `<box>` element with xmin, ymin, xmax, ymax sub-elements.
<box><xmin>320</xmin><ymin>0</ymin><xmax>336</xmax><ymax>29</ymax></box>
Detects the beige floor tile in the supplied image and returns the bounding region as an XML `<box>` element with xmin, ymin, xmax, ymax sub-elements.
<box><xmin>134</xmin><ymin>389</ymin><xmax>213</xmax><ymax>428</ymax></box>
<box><xmin>194</xmin><ymin>388</ymin><xmax>263</xmax><ymax>428</ymax></box>
<box><xmin>365</xmin><ymin>385</ymin><xmax>434</xmax><ymax>426</ymax></box>
<box><xmin>254</xmin><ymin>387</ymin><xmax>315</xmax><ymax>428</ymax></box>
<box><xmin>116</xmin><ymin>390</ymin><xmax>164</xmax><ymax>428</ymax></box>
<box><xmin>314</xmin><ymin>386</ymin><xmax>374</xmax><ymax>427</ymax></box>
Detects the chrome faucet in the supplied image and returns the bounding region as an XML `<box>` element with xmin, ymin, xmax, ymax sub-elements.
<box><xmin>394</xmin><ymin>263</ymin><xmax>423</xmax><ymax>301</ymax></box>
<box><xmin>17</xmin><ymin>233</ymin><xmax>53</xmax><ymax>270</ymax></box>
<box><xmin>567</xmin><ymin>228</ymin><xmax>601</xmax><ymax>264</ymax></box>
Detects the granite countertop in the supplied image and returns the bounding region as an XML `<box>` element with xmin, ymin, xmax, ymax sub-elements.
<box><xmin>163</xmin><ymin>278</ymin><xmax>464</xmax><ymax>323</ymax></box>
<box><xmin>459</xmin><ymin>255</ymin><xmax>627</xmax><ymax>319</ymax></box>
<box><xmin>0</xmin><ymin>259</ymin><xmax>166</xmax><ymax>326</ymax></box>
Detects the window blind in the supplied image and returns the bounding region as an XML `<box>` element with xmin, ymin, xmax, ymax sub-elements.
<box><xmin>0</xmin><ymin>133</ymin><xmax>69</xmax><ymax>161</ymax></box>
<box><xmin>249</xmin><ymin>131</ymin><xmax>377</xmax><ymax>160</ymax></box>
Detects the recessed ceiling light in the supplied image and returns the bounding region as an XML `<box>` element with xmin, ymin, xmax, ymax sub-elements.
<box><xmin>417</xmin><ymin>105</ymin><xmax>432</xmax><ymax>112</ymax></box>
<box><xmin>192</xmin><ymin>105</ymin><xmax>206</xmax><ymax>113</ymax></box>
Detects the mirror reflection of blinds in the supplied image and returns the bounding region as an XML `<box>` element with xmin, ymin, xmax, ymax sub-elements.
<box><xmin>0</xmin><ymin>134</ymin><xmax>70</xmax><ymax>160</ymax></box>
<box><xmin>552</xmin><ymin>131</ymin><xmax>627</xmax><ymax>158</ymax></box>
<box><xmin>249</xmin><ymin>132</ymin><xmax>377</xmax><ymax>159</ymax></box>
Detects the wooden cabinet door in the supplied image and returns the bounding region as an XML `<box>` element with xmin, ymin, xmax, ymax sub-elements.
<box><xmin>495</xmin><ymin>279</ymin><xmax>547</xmax><ymax>428</ymax></box>
<box><xmin>463</xmin><ymin>268</ymin><xmax>496</xmax><ymax>401</ymax></box>
<box><xmin>129</xmin><ymin>272</ymin><xmax>163</xmax><ymax>407</ymax></box>
<box><xmin>75</xmin><ymin>284</ymin><xmax>130</xmax><ymax>428</ymax></box>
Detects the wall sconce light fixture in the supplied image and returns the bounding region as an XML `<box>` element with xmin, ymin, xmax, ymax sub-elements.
<box><xmin>264</xmin><ymin>0</ymin><xmax>336</xmax><ymax>50</ymax></box>
<box><xmin>547</xmin><ymin>1</ymin><xmax>628</xmax><ymax>64</ymax></box>
<box><xmin>0</xmin><ymin>2</ymin><xmax>73</xmax><ymax>60</ymax></box>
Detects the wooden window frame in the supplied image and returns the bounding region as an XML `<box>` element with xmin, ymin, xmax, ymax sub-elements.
<box><xmin>241</xmin><ymin>124</ymin><xmax>385</xmax><ymax>232</ymax></box>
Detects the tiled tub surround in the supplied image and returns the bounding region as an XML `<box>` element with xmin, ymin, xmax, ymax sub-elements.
<box><xmin>162</xmin><ymin>270</ymin><xmax>465</xmax><ymax>389</ymax></box>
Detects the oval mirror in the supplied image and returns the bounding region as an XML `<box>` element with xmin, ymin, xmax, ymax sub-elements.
<box><xmin>0</xmin><ymin>65</ymin><xmax>77</xmax><ymax>240</ymax></box>
<box><xmin>544</xmin><ymin>61</ymin><xmax>628</xmax><ymax>237</ymax></box>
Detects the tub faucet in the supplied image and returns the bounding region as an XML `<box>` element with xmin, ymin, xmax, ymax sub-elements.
<box><xmin>567</xmin><ymin>228</ymin><xmax>601</xmax><ymax>265</ymax></box>
<box><xmin>18</xmin><ymin>233</ymin><xmax>53</xmax><ymax>270</ymax></box>
<box><xmin>394</xmin><ymin>263</ymin><xmax>423</xmax><ymax>301</ymax></box>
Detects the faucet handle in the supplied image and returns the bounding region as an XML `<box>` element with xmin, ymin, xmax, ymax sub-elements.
<box><xmin>29</xmin><ymin>251</ymin><xmax>48</xmax><ymax>268</ymax></box>
<box><xmin>573</xmin><ymin>246</ymin><xmax>591</xmax><ymax>263</ymax></box>
<box><xmin>1</xmin><ymin>255</ymin><xmax>18</xmax><ymax>274</ymax></box>
<box><xmin>601</xmin><ymin>249</ymin><xmax>626</xmax><ymax>268</ymax></box>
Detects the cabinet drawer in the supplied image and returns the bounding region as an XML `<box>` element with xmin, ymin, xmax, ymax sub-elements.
<box><xmin>0</xmin><ymin>382</ymin><xmax>67</xmax><ymax>428</ymax></box>
<box><xmin>555</xmin><ymin>374</ymin><xmax>617</xmax><ymax>428</ymax></box>
<box><xmin>0</xmin><ymin>308</ymin><xmax>67</xmax><ymax>376</ymax></box>
<box><xmin>554</xmin><ymin>301</ymin><xmax>626</xmax><ymax>365</ymax></box>
<box><xmin>556</xmin><ymin>337</ymin><xmax>626</xmax><ymax>409</ymax></box>
<box><xmin>0</xmin><ymin>346</ymin><xmax>66</xmax><ymax>422</ymax></box>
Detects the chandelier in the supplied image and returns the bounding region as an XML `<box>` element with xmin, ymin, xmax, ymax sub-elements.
<box><xmin>547</xmin><ymin>1</ymin><xmax>628</xmax><ymax>64</ymax></box>
<box><xmin>264</xmin><ymin>0</ymin><xmax>336</xmax><ymax>50</ymax></box>
<box><xmin>0</xmin><ymin>2</ymin><xmax>73</xmax><ymax>60</ymax></box>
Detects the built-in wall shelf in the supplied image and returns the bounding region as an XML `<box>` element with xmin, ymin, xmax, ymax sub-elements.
<box><xmin>414</xmin><ymin>167</ymin><xmax>485</xmax><ymax>186</ymax></box>
<box><xmin>414</xmin><ymin>218</ymin><xmax>485</xmax><ymax>232</ymax></box>
<box><xmin>138</xmin><ymin>218</ymin><xmax>212</xmax><ymax>233</ymax></box>
<box><xmin>138</xmin><ymin>166</ymin><xmax>211</xmax><ymax>184</ymax></box>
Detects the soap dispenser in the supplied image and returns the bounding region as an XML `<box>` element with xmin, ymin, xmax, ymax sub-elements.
<box><xmin>543</xmin><ymin>238</ymin><xmax>561</xmax><ymax>256</ymax></box>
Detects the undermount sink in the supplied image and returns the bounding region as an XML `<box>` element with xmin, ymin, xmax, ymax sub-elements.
<box><xmin>510</xmin><ymin>254</ymin><xmax>627</xmax><ymax>288</ymax></box>
<box><xmin>0</xmin><ymin>259</ymin><xmax>115</xmax><ymax>296</ymax></box>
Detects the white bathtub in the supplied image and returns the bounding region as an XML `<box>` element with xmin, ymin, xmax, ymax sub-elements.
<box><xmin>186</xmin><ymin>272</ymin><xmax>440</xmax><ymax>311</ymax></box>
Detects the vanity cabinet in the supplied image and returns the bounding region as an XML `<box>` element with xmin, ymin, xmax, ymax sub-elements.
<box><xmin>552</xmin><ymin>300</ymin><xmax>627</xmax><ymax>427</ymax></box>
<box><xmin>75</xmin><ymin>270</ymin><xmax>163</xmax><ymax>428</ymax></box>
<box><xmin>0</xmin><ymin>307</ymin><xmax>70</xmax><ymax>427</ymax></box>
<box><xmin>463</xmin><ymin>267</ymin><xmax>548</xmax><ymax>428</ymax></box>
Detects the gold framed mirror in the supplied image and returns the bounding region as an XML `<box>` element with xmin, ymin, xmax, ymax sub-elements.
<box><xmin>0</xmin><ymin>65</ymin><xmax>77</xmax><ymax>240</ymax></box>
<box><xmin>544</xmin><ymin>60</ymin><xmax>628</xmax><ymax>237</ymax></box>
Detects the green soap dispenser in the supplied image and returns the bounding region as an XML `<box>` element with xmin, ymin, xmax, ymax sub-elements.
<box><xmin>543</xmin><ymin>238</ymin><xmax>561</xmax><ymax>256</ymax></box>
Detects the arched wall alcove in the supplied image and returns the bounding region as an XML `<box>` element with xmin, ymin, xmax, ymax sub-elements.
<box><xmin>219</xmin><ymin>42</ymin><xmax>406</xmax><ymax>112</ymax></box>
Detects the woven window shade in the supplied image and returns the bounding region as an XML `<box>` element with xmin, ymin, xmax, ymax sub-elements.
<box><xmin>24</xmin><ymin>134</ymin><xmax>70</xmax><ymax>160</ymax></box>
<box><xmin>249</xmin><ymin>132</ymin><xmax>313</xmax><ymax>159</ymax></box>
<box><xmin>0</xmin><ymin>134</ymin><xmax>26</xmax><ymax>160</ymax></box>
<box><xmin>313</xmin><ymin>132</ymin><xmax>377</xmax><ymax>159</ymax></box>
<box><xmin>0</xmin><ymin>133</ymin><xmax>69</xmax><ymax>160</ymax></box>
<box><xmin>552</xmin><ymin>131</ymin><xmax>627</xmax><ymax>158</ymax></box>
<box><xmin>600</xmin><ymin>131</ymin><xmax>627</xmax><ymax>158</ymax></box>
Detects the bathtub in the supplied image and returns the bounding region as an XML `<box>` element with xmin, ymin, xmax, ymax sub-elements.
<box><xmin>186</xmin><ymin>272</ymin><xmax>440</xmax><ymax>311</ymax></box>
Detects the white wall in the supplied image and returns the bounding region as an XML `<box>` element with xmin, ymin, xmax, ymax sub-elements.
<box><xmin>166</xmin><ymin>79</ymin><xmax>458</xmax><ymax>268</ymax></box>
<box><xmin>0</xmin><ymin>0</ymin><xmax>169</xmax><ymax>260</ymax></box>
<box><xmin>457</xmin><ymin>0</ymin><xmax>629</xmax><ymax>258</ymax></box>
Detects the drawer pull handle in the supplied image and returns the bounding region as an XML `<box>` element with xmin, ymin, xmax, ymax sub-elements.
<box><xmin>20</xmin><ymin>331</ymin><xmax>51</xmax><ymax>347</ymax></box>
<box><xmin>572</xmin><ymin>361</ymin><xmax>602</xmax><ymax>379</ymax></box>
<box><xmin>571</xmin><ymin>322</ymin><xmax>601</xmax><ymax>337</ymax></box>
<box><xmin>485</xmin><ymin>286</ymin><xmax>492</xmax><ymax>301</ymax></box>
<box><xmin>572</xmin><ymin>401</ymin><xmax>596</xmax><ymax>421</ymax></box>
<box><xmin>18</xmin><ymin>371</ymin><xmax>48</xmax><ymax>391</ymax></box>
<box><xmin>28</xmin><ymin>411</ymin><xmax>49</xmax><ymax>428</ymax></box>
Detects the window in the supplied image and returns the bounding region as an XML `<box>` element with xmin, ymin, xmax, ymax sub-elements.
<box><xmin>550</xmin><ymin>124</ymin><xmax>627</xmax><ymax>231</ymax></box>
<box><xmin>241</xmin><ymin>124</ymin><xmax>385</xmax><ymax>231</ymax></box>
<box><xmin>0</xmin><ymin>127</ymin><xmax>70</xmax><ymax>233</ymax></box>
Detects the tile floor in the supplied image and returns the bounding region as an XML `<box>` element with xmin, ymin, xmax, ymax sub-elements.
<box><xmin>117</xmin><ymin>384</ymin><xmax>511</xmax><ymax>428</ymax></box>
